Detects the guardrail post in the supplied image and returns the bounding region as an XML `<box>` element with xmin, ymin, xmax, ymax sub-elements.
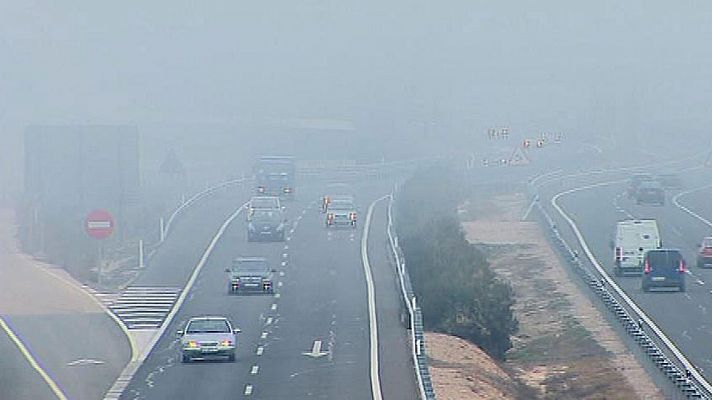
<box><xmin>159</xmin><ymin>217</ymin><xmax>165</xmax><ymax>243</ymax></box>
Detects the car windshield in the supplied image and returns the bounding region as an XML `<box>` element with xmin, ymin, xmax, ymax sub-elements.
<box><xmin>234</xmin><ymin>260</ymin><xmax>268</xmax><ymax>272</ymax></box>
<box><xmin>186</xmin><ymin>319</ymin><xmax>230</xmax><ymax>334</ymax></box>
<box><xmin>648</xmin><ymin>251</ymin><xmax>682</xmax><ymax>269</ymax></box>
<box><xmin>267</xmin><ymin>173</ymin><xmax>289</xmax><ymax>181</ymax></box>
<box><xmin>252</xmin><ymin>210</ymin><xmax>277</xmax><ymax>220</ymax></box>
<box><xmin>330</xmin><ymin>201</ymin><xmax>353</xmax><ymax>210</ymax></box>
<box><xmin>252</xmin><ymin>198</ymin><xmax>278</xmax><ymax>208</ymax></box>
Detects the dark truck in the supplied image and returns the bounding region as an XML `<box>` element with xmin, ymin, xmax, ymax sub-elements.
<box><xmin>254</xmin><ymin>156</ymin><xmax>296</xmax><ymax>200</ymax></box>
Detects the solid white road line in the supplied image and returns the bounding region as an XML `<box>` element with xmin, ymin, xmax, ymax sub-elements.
<box><xmin>361</xmin><ymin>195</ymin><xmax>389</xmax><ymax>400</ymax></box>
<box><xmin>552</xmin><ymin>182</ymin><xmax>712</xmax><ymax>394</ymax></box>
<box><xmin>0</xmin><ymin>317</ymin><xmax>68</xmax><ymax>400</ymax></box>
<box><xmin>104</xmin><ymin>202</ymin><xmax>248</xmax><ymax>400</ymax></box>
<box><xmin>672</xmin><ymin>184</ymin><xmax>712</xmax><ymax>229</ymax></box>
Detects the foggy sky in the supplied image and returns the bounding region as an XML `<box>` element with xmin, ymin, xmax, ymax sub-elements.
<box><xmin>2</xmin><ymin>1</ymin><xmax>712</xmax><ymax>192</ymax></box>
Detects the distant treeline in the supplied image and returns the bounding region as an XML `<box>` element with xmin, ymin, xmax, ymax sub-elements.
<box><xmin>396</xmin><ymin>167</ymin><xmax>517</xmax><ymax>360</ymax></box>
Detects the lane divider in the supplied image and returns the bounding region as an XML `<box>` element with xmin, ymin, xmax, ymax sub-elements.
<box><xmin>0</xmin><ymin>317</ymin><xmax>68</xmax><ymax>400</ymax></box>
<box><xmin>103</xmin><ymin>202</ymin><xmax>247</xmax><ymax>400</ymax></box>
<box><xmin>361</xmin><ymin>195</ymin><xmax>390</xmax><ymax>400</ymax></box>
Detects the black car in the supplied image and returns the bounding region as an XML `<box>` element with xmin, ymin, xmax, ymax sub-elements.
<box><xmin>642</xmin><ymin>249</ymin><xmax>686</xmax><ymax>292</ymax></box>
<box><xmin>247</xmin><ymin>209</ymin><xmax>286</xmax><ymax>242</ymax></box>
<box><xmin>226</xmin><ymin>257</ymin><xmax>275</xmax><ymax>294</ymax></box>
<box><xmin>635</xmin><ymin>181</ymin><xmax>665</xmax><ymax>205</ymax></box>
<box><xmin>627</xmin><ymin>173</ymin><xmax>654</xmax><ymax>198</ymax></box>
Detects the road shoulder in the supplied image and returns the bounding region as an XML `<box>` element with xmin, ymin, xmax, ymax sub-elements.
<box><xmin>0</xmin><ymin>208</ymin><xmax>132</xmax><ymax>400</ymax></box>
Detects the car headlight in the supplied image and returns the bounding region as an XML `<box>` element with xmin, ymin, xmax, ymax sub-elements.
<box><xmin>220</xmin><ymin>340</ymin><xmax>233</xmax><ymax>347</ymax></box>
<box><xmin>185</xmin><ymin>340</ymin><xmax>199</xmax><ymax>349</ymax></box>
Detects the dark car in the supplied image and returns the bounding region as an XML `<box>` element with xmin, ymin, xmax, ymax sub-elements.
<box><xmin>627</xmin><ymin>173</ymin><xmax>654</xmax><ymax>198</ymax></box>
<box><xmin>226</xmin><ymin>257</ymin><xmax>275</xmax><ymax>294</ymax></box>
<box><xmin>635</xmin><ymin>181</ymin><xmax>665</xmax><ymax>205</ymax></box>
<box><xmin>247</xmin><ymin>209</ymin><xmax>286</xmax><ymax>242</ymax></box>
<box><xmin>642</xmin><ymin>249</ymin><xmax>686</xmax><ymax>292</ymax></box>
<box><xmin>697</xmin><ymin>237</ymin><xmax>712</xmax><ymax>268</ymax></box>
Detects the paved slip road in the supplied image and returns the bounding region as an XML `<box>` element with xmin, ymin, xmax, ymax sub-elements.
<box><xmin>544</xmin><ymin>167</ymin><xmax>712</xmax><ymax>384</ymax></box>
<box><xmin>0</xmin><ymin>209</ymin><xmax>131</xmax><ymax>400</ymax></box>
<box><xmin>121</xmin><ymin>179</ymin><xmax>418</xmax><ymax>399</ymax></box>
<box><xmin>0</xmin><ymin>323</ymin><xmax>58</xmax><ymax>400</ymax></box>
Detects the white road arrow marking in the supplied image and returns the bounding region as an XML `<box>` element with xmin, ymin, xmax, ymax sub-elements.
<box><xmin>302</xmin><ymin>340</ymin><xmax>329</xmax><ymax>358</ymax></box>
<box><xmin>67</xmin><ymin>358</ymin><xmax>105</xmax><ymax>366</ymax></box>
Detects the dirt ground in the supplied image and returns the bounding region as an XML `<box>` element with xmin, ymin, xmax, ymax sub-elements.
<box><xmin>426</xmin><ymin>192</ymin><xmax>664</xmax><ymax>400</ymax></box>
<box><xmin>0</xmin><ymin>208</ymin><xmax>101</xmax><ymax>316</ymax></box>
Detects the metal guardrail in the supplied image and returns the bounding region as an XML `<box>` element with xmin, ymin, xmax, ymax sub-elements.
<box><xmin>163</xmin><ymin>177</ymin><xmax>250</xmax><ymax>239</ymax></box>
<box><xmin>527</xmin><ymin>178</ymin><xmax>710</xmax><ymax>400</ymax></box>
<box><xmin>386</xmin><ymin>191</ymin><xmax>436</xmax><ymax>400</ymax></box>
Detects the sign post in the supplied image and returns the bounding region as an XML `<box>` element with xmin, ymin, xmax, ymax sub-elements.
<box><xmin>85</xmin><ymin>209</ymin><xmax>115</xmax><ymax>286</ymax></box>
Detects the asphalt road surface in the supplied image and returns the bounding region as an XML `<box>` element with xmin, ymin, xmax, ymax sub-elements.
<box><xmin>540</xmin><ymin>163</ymin><xmax>712</xmax><ymax>384</ymax></box>
<box><xmin>120</xmin><ymin>179</ymin><xmax>418</xmax><ymax>399</ymax></box>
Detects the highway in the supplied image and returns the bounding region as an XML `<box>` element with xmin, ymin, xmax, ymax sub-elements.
<box><xmin>536</xmin><ymin>161</ymin><xmax>712</xmax><ymax>386</ymax></box>
<box><xmin>119</xmin><ymin>179</ymin><xmax>418</xmax><ymax>399</ymax></box>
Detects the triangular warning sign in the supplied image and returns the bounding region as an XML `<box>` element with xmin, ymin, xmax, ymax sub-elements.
<box><xmin>508</xmin><ymin>146</ymin><xmax>531</xmax><ymax>166</ymax></box>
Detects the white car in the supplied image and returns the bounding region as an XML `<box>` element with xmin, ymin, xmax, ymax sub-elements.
<box><xmin>177</xmin><ymin>316</ymin><xmax>241</xmax><ymax>363</ymax></box>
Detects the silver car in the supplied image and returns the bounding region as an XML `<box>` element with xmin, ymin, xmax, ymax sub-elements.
<box><xmin>177</xmin><ymin>316</ymin><xmax>241</xmax><ymax>363</ymax></box>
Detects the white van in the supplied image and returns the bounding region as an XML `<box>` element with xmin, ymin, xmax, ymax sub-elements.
<box><xmin>613</xmin><ymin>219</ymin><xmax>661</xmax><ymax>276</ymax></box>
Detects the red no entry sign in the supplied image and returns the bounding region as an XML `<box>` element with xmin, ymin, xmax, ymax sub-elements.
<box><xmin>85</xmin><ymin>209</ymin><xmax>114</xmax><ymax>240</ymax></box>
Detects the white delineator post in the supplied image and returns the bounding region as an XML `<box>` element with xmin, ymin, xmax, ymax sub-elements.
<box><xmin>138</xmin><ymin>239</ymin><xmax>145</xmax><ymax>269</ymax></box>
<box><xmin>159</xmin><ymin>217</ymin><xmax>165</xmax><ymax>243</ymax></box>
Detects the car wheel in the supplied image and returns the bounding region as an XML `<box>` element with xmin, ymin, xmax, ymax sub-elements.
<box><xmin>642</xmin><ymin>283</ymin><xmax>650</xmax><ymax>292</ymax></box>
<box><xmin>679</xmin><ymin>284</ymin><xmax>686</xmax><ymax>292</ymax></box>
<box><xmin>228</xmin><ymin>353</ymin><xmax>236</xmax><ymax>362</ymax></box>
<box><xmin>182</xmin><ymin>354</ymin><xmax>191</xmax><ymax>363</ymax></box>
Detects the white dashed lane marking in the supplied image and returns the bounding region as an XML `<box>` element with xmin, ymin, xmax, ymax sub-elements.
<box><xmin>251</xmin><ymin>365</ymin><xmax>259</xmax><ymax>375</ymax></box>
<box><xmin>244</xmin><ymin>384</ymin><xmax>253</xmax><ymax>395</ymax></box>
<box><xmin>256</xmin><ymin>346</ymin><xmax>264</xmax><ymax>356</ymax></box>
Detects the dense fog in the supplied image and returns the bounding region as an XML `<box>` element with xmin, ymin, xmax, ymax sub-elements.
<box><xmin>2</xmin><ymin>1</ymin><xmax>712</xmax><ymax>196</ymax></box>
